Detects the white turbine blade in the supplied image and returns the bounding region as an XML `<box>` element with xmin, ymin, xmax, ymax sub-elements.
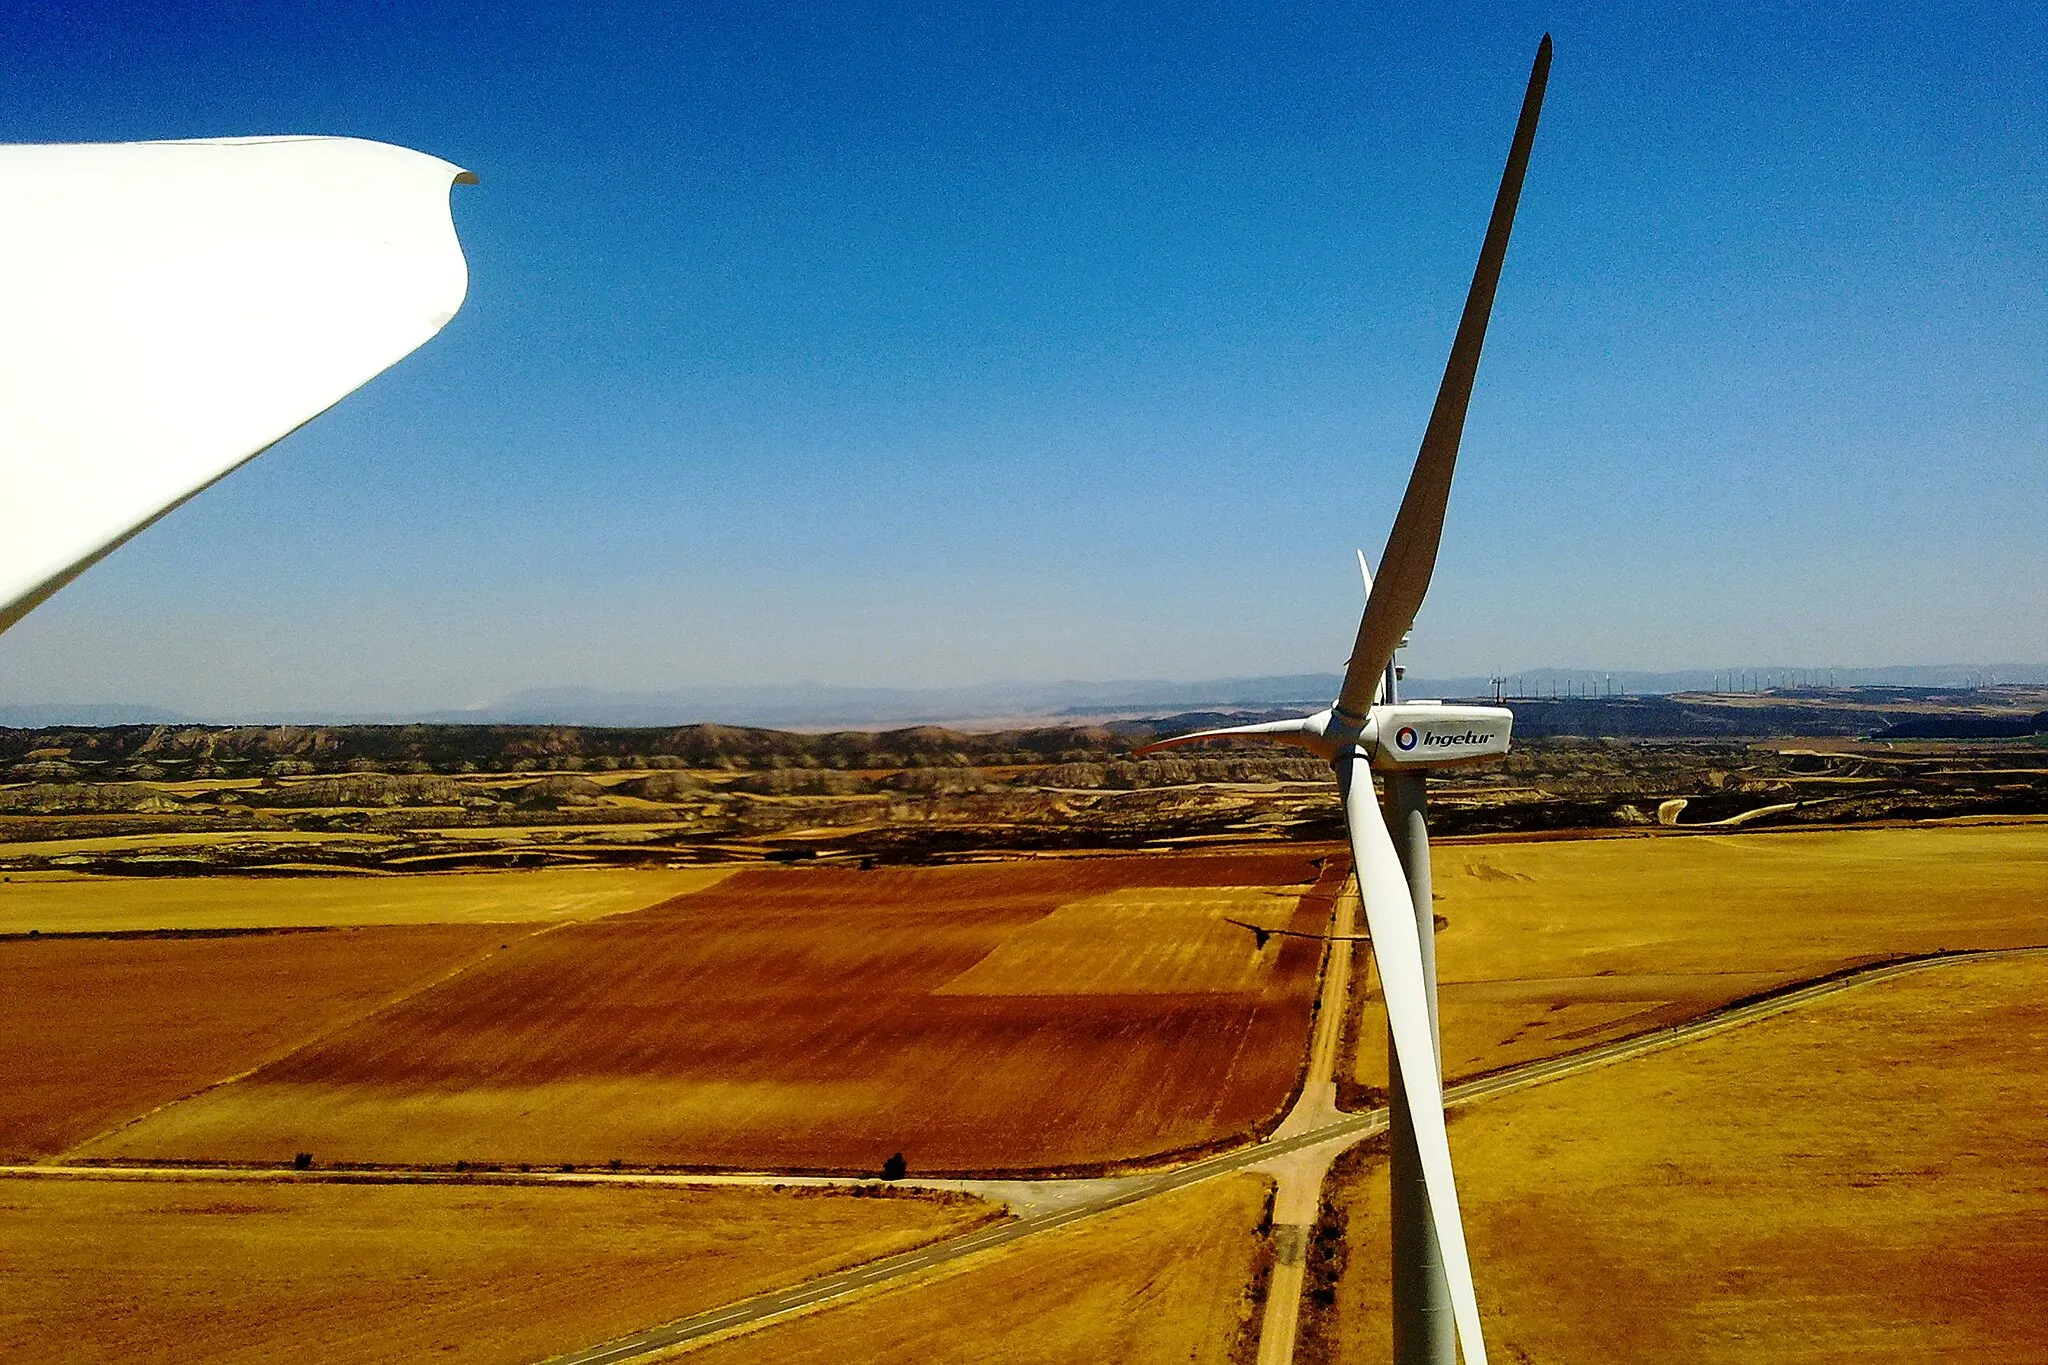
<box><xmin>1334</xmin><ymin>35</ymin><xmax>1551</xmax><ymax>722</ymax></box>
<box><xmin>0</xmin><ymin>136</ymin><xmax>476</xmax><ymax>635</ymax></box>
<box><xmin>1131</xmin><ymin>714</ymin><xmax>1330</xmax><ymax>757</ymax></box>
<box><xmin>1340</xmin><ymin>747</ymin><xmax>1488</xmax><ymax>1364</ymax></box>
<box><xmin>1354</xmin><ymin>550</ymin><xmax>1386</xmax><ymax>707</ymax></box>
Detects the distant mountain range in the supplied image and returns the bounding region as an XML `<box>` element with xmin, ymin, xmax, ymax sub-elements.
<box><xmin>5</xmin><ymin>663</ymin><xmax>2045</xmax><ymax>730</ymax></box>
<box><xmin>0</xmin><ymin>702</ymin><xmax>195</xmax><ymax>728</ymax></box>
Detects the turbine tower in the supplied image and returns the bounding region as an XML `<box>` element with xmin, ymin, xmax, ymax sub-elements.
<box><xmin>1138</xmin><ymin>36</ymin><xmax>1551</xmax><ymax>1365</ymax></box>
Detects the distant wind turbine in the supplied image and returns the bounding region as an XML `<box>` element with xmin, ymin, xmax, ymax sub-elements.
<box><xmin>1137</xmin><ymin>35</ymin><xmax>1551</xmax><ymax>1365</ymax></box>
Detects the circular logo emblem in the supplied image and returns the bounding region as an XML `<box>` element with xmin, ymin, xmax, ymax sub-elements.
<box><xmin>1395</xmin><ymin>726</ymin><xmax>1418</xmax><ymax>751</ymax></box>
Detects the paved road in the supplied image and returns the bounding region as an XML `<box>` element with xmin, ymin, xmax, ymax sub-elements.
<box><xmin>542</xmin><ymin>944</ymin><xmax>2048</xmax><ymax>1364</ymax></box>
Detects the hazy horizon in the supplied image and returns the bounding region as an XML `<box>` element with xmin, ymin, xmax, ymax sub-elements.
<box><xmin>6</xmin><ymin>661</ymin><xmax>2044</xmax><ymax>731</ymax></box>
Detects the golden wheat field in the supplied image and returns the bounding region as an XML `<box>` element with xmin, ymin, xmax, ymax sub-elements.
<box><xmin>0</xmin><ymin>865</ymin><xmax>737</xmax><ymax>933</ymax></box>
<box><xmin>0</xmin><ymin>1175</ymin><xmax>996</xmax><ymax>1365</ymax></box>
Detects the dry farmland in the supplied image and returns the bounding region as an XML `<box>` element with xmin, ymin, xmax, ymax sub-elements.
<box><xmin>1320</xmin><ymin>952</ymin><xmax>2048</xmax><ymax>1363</ymax></box>
<box><xmin>688</xmin><ymin>1173</ymin><xmax>1273</xmax><ymax>1365</ymax></box>
<box><xmin>0</xmin><ymin>925</ymin><xmax>518</xmax><ymax>1160</ymax></box>
<box><xmin>10</xmin><ymin>809</ymin><xmax>2045</xmax><ymax>1365</ymax></box>
<box><xmin>0</xmin><ymin>1175</ymin><xmax>996</xmax><ymax>1365</ymax></box>
<box><xmin>84</xmin><ymin>851</ymin><xmax>1340</xmax><ymax>1172</ymax></box>
<box><xmin>0</xmin><ymin>865</ymin><xmax>737</xmax><ymax>933</ymax></box>
<box><xmin>1347</xmin><ymin>822</ymin><xmax>2048</xmax><ymax>1098</ymax></box>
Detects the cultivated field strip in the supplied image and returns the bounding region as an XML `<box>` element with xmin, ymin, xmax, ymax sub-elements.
<box><xmin>0</xmin><ymin>923</ymin><xmax>522</xmax><ymax>1161</ymax></box>
<box><xmin>0</xmin><ymin>865</ymin><xmax>739</xmax><ymax>935</ymax></box>
<box><xmin>538</xmin><ymin>944</ymin><xmax>2048</xmax><ymax>1364</ymax></box>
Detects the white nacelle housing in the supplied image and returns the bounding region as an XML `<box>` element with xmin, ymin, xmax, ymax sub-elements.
<box><xmin>1365</xmin><ymin>702</ymin><xmax>1513</xmax><ymax>770</ymax></box>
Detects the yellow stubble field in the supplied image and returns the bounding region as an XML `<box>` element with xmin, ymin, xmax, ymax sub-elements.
<box><xmin>0</xmin><ymin>1175</ymin><xmax>997</xmax><ymax>1365</ymax></box>
<box><xmin>1327</xmin><ymin>951</ymin><xmax>2048</xmax><ymax>1362</ymax></box>
<box><xmin>1348</xmin><ymin>823</ymin><xmax>2048</xmax><ymax>1093</ymax></box>
<box><xmin>0</xmin><ymin>865</ymin><xmax>738</xmax><ymax>933</ymax></box>
<box><xmin>685</xmin><ymin>1173</ymin><xmax>1273</xmax><ymax>1365</ymax></box>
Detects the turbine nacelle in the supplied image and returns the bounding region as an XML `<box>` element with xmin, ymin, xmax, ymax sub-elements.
<box><xmin>1370</xmin><ymin>701</ymin><xmax>1514</xmax><ymax>770</ymax></box>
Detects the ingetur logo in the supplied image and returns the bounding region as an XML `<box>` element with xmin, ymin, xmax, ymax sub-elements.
<box><xmin>1419</xmin><ymin>729</ymin><xmax>1490</xmax><ymax>748</ymax></box>
<box><xmin>1395</xmin><ymin>726</ymin><xmax>1418</xmax><ymax>751</ymax></box>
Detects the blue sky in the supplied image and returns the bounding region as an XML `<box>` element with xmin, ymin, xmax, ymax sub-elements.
<box><xmin>1</xmin><ymin>3</ymin><xmax>2042</xmax><ymax>715</ymax></box>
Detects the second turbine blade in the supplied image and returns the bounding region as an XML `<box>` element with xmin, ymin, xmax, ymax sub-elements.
<box><xmin>1334</xmin><ymin>35</ymin><xmax>1551</xmax><ymax>721</ymax></box>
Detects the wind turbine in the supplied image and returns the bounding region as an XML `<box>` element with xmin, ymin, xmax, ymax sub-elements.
<box><xmin>1137</xmin><ymin>36</ymin><xmax>1551</xmax><ymax>1365</ymax></box>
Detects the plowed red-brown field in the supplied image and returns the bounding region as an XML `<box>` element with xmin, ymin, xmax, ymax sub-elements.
<box><xmin>0</xmin><ymin>925</ymin><xmax>518</xmax><ymax>1160</ymax></box>
<box><xmin>93</xmin><ymin>852</ymin><xmax>1340</xmax><ymax>1172</ymax></box>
